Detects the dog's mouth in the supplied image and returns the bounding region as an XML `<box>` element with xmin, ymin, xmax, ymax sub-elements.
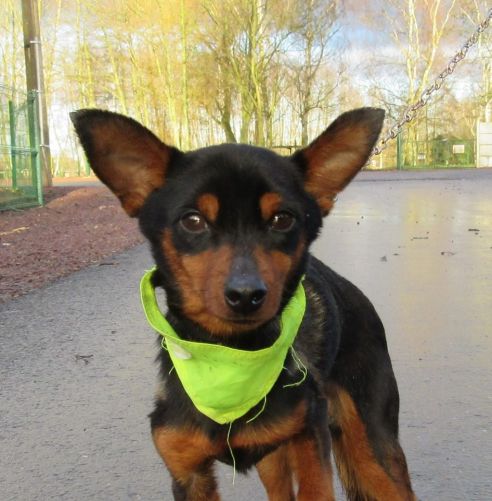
<box><xmin>227</xmin><ymin>317</ymin><xmax>265</xmax><ymax>326</ymax></box>
<box><xmin>218</xmin><ymin>312</ymin><xmax>270</xmax><ymax>327</ymax></box>
<box><xmin>192</xmin><ymin>308</ymin><xmax>275</xmax><ymax>336</ymax></box>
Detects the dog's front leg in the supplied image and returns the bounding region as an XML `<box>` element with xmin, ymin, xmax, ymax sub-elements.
<box><xmin>256</xmin><ymin>444</ymin><xmax>296</xmax><ymax>501</ymax></box>
<box><xmin>152</xmin><ymin>425</ymin><xmax>221</xmax><ymax>501</ymax></box>
<box><xmin>288</xmin><ymin>432</ymin><xmax>335</xmax><ymax>501</ymax></box>
<box><xmin>257</xmin><ymin>433</ymin><xmax>334</xmax><ymax>501</ymax></box>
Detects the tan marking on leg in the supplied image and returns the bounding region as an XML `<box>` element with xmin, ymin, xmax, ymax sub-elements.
<box><xmin>256</xmin><ymin>445</ymin><xmax>295</xmax><ymax>501</ymax></box>
<box><xmin>329</xmin><ymin>386</ymin><xmax>416</xmax><ymax>501</ymax></box>
<box><xmin>152</xmin><ymin>426</ymin><xmax>222</xmax><ymax>500</ymax></box>
<box><xmin>288</xmin><ymin>434</ymin><xmax>335</xmax><ymax>501</ymax></box>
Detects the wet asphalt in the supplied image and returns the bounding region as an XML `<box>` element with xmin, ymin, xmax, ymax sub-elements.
<box><xmin>1</xmin><ymin>169</ymin><xmax>491</xmax><ymax>500</ymax></box>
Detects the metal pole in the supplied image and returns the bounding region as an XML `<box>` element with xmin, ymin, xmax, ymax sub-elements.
<box><xmin>21</xmin><ymin>0</ymin><xmax>52</xmax><ymax>187</ymax></box>
<box><xmin>8</xmin><ymin>100</ymin><xmax>18</xmax><ymax>190</ymax></box>
<box><xmin>396</xmin><ymin>132</ymin><xmax>403</xmax><ymax>170</ymax></box>
<box><xmin>28</xmin><ymin>91</ymin><xmax>44</xmax><ymax>205</ymax></box>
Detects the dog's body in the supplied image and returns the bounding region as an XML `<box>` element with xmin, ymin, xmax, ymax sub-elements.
<box><xmin>72</xmin><ymin>108</ymin><xmax>416</xmax><ymax>500</ymax></box>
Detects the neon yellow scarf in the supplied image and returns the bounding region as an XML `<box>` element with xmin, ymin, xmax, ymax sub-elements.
<box><xmin>140</xmin><ymin>268</ymin><xmax>306</xmax><ymax>424</ymax></box>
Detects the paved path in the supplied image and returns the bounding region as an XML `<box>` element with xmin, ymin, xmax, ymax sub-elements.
<box><xmin>2</xmin><ymin>171</ymin><xmax>491</xmax><ymax>500</ymax></box>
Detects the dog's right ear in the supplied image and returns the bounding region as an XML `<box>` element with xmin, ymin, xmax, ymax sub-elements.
<box><xmin>70</xmin><ymin>109</ymin><xmax>180</xmax><ymax>217</ymax></box>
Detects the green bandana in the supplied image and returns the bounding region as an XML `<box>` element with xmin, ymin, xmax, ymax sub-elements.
<box><xmin>140</xmin><ymin>268</ymin><xmax>306</xmax><ymax>424</ymax></box>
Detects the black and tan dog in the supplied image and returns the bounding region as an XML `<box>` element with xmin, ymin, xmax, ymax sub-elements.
<box><xmin>71</xmin><ymin>107</ymin><xmax>416</xmax><ymax>500</ymax></box>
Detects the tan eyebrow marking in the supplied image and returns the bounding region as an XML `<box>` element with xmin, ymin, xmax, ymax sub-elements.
<box><xmin>259</xmin><ymin>192</ymin><xmax>283</xmax><ymax>221</ymax></box>
<box><xmin>197</xmin><ymin>193</ymin><xmax>219</xmax><ymax>223</ymax></box>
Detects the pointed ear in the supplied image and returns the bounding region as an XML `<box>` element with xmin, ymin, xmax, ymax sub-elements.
<box><xmin>292</xmin><ymin>107</ymin><xmax>385</xmax><ymax>215</ymax></box>
<box><xmin>70</xmin><ymin>109</ymin><xmax>180</xmax><ymax>216</ymax></box>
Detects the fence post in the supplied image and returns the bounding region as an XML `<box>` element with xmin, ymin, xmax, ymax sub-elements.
<box><xmin>8</xmin><ymin>100</ymin><xmax>18</xmax><ymax>190</ymax></box>
<box><xmin>396</xmin><ymin>132</ymin><xmax>403</xmax><ymax>170</ymax></box>
<box><xmin>27</xmin><ymin>91</ymin><xmax>43</xmax><ymax>205</ymax></box>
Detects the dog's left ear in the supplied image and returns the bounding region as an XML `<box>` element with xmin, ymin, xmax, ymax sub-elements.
<box><xmin>292</xmin><ymin>107</ymin><xmax>385</xmax><ymax>215</ymax></box>
<box><xmin>70</xmin><ymin>109</ymin><xmax>180</xmax><ymax>217</ymax></box>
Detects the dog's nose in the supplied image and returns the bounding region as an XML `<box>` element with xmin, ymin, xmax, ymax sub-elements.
<box><xmin>224</xmin><ymin>276</ymin><xmax>267</xmax><ymax>315</ymax></box>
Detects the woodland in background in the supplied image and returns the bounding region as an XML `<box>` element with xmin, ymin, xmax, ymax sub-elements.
<box><xmin>0</xmin><ymin>0</ymin><xmax>491</xmax><ymax>175</ymax></box>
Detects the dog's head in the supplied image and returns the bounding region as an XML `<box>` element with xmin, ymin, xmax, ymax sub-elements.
<box><xmin>71</xmin><ymin>108</ymin><xmax>384</xmax><ymax>335</ymax></box>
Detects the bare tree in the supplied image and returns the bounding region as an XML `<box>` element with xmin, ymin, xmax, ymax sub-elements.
<box><xmin>203</xmin><ymin>0</ymin><xmax>291</xmax><ymax>146</ymax></box>
<box><xmin>460</xmin><ymin>1</ymin><xmax>492</xmax><ymax>122</ymax></box>
<box><xmin>364</xmin><ymin>0</ymin><xmax>459</xmax><ymax>164</ymax></box>
<box><xmin>286</xmin><ymin>0</ymin><xmax>342</xmax><ymax>145</ymax></box>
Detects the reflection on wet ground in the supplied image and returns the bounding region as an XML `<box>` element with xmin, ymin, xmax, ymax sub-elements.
<box><xmin>314</xmin><ymin>176</ymin><xmax>492</xmax><ymax>500</ymax></box>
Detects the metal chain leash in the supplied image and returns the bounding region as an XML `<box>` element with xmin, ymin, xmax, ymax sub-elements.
<box><xmin>370</xmin><ymin>6</ymin><xmax>492</xmax><ymax>159</ymax></box>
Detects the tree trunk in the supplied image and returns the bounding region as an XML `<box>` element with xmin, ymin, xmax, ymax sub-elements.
<box><xmin>180</xmin><ymin>0</ymin><xmax>191</xmax><ymax>149</ymax></box>
<box><xmin>221</xmin><ymin>87</ymin><xmax>237</xmax><ymax>143</ymax></box>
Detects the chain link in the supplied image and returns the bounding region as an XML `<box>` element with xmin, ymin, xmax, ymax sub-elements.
<box><xmin>370</xmin><ymin>6</ymin><xmax>492</xmax><ymax>159</ymax></box>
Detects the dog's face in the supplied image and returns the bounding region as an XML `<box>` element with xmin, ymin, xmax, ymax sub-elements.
<box><xmin>139</xmin><ymin>144</ymin><xmax>320</xmax><ymax>335</ymax></box>
<box><xmin>71</xmin><ymin>108</ymin><xmax>384</xmax><ymax>335</ymax></box>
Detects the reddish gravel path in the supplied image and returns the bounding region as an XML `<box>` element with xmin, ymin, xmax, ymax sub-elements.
<box><xmin>0</xmin><ymin>186</ymin><xmax>143</xmax><ymax>302</ymax></box>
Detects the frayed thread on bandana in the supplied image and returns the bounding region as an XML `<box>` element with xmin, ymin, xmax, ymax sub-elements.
<box><xmin>226</xmin><ymin>421</ymin><xmax>236</xmax><ymax>485</ymax></box>
<box><xmin>283</xmin><ymin>346</ymin><xmax>308</xmax><ymax>388</ymax></box>
<box><xmin>160</xmin><ymin>337</ymin><xmax>175</xmax><ymax>375</ymax></box>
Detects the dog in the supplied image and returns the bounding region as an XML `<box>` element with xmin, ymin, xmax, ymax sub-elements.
<box><xmin>71</xmin><ymin>107</ymin><xmax>416</xmax><ymax>500</ymax></box>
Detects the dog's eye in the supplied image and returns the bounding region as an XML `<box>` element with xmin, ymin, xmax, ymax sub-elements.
<box><xmin>180</xmin><ymin>212</ymin><xmax>208</xmax><ymax>233</ymax></box>
<box><xmin>269</xmin><ymin>212</ymin><xmax>295</xmax><ymax>232</ymax></box>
